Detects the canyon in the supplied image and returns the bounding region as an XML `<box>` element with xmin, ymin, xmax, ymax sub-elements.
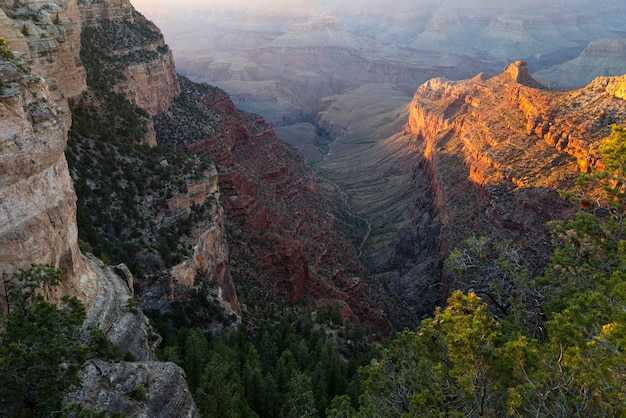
<box><xmin>1</xmin><ymin>0</ymin><xmax>626</xmax><ymax>414</ymax></box>
<box><xmin>316</xmin><ymin>60</ymin><xmax>626</xmax><ymax>315</ymax></box>
<box><xmin>134</xmin><ymin>0</ymin><xmax>626</xmax><ymax>317</ymax></box>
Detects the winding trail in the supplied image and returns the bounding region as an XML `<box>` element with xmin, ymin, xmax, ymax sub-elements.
<box><xmin>318</xmin><ymin>172</ymin><xmax>372</xmax><ymax>258</ymax></box>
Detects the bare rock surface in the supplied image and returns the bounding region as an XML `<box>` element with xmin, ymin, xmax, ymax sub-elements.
<box><xmin>0</xmin><ymin>57</ymin><xmax>87</xmax><ymax>310</ymax></box>
<box><xmin>74</xmin><ymin>254</ymin><xmax>200</xmax><ymax>417</ymax></box>
<box><xmin>74</xmin><ymin>359</ymin><xmax>198</xmax><ymax>418</ymax></box>
<box><xmin>316</xmin><ymin>62</ymin><xmax>626</xmax><ymax>315</ymax></box>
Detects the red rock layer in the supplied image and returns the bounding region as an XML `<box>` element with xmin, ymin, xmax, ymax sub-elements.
<box><xmin>156</xmin><ymin>79</ymin><xmax>396</xmax><ymax>333</ymax></box>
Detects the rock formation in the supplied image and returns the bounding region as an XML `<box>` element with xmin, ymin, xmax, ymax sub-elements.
<box><xmin>534</xmin><ymin>39</ymin><xmax>626</xmax><ymax>90</ymax></box>
<box><xmin>0</xmin><ymin>0</ymin><xmax>201</xmax><ymax>414</ymax></box>
<box><xmin>155</xmin><ymin>76</ymin><xmax>400</xmax><ymax>333</ymax></box>
<box><xmin>0</xmin><ymin>51</ymin><xmax>89</xmax><ymax>310</ymax></box>
<box><xmin>76</xmin><ymin>0</ymin><xmax>180</xmax><ymax>144</ymax></box>
<box><xmin>138</xmin><ymin>0</ymin><xmax>626</xmax><ymax>133</ymax></box>
<box><xmin>0</xmin><ymin>0</ymin><xmax>86</xmax><ymax>119</ymax></box>
<box><xmin>315</xmin><ymin>61</ymin><xmax>626</xmax><ymax>316</ymax></box>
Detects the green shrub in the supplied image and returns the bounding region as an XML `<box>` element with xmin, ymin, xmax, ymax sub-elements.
<box><xmin>130</xmin><ymin>384</ymin><xmax>147</xmax><ymax>401</ymax></box>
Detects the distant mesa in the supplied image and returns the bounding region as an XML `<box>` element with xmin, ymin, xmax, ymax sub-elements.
<box><xmin>533</xmin><ymin>39</ymin><xmax>626</xmax><ymax>90</ymax></box>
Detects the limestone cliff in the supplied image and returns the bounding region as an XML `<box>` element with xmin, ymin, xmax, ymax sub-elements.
<box><xmin>78</xmin><ymin>0</ymin><xmax>180</xmax><ymax>117</ymax></box>
<box><xmin>0</xmin><ymin>50</ymin><xmax>90</xmax><ymax>310</ymax></box>
<box><xmin>72</xmin><ymin>255</ymin><xmax>199</xmax><ymax>418</ymax></box>
<box><xmin>67</xmin><ymin>2</ymin><xmax>240</xmax><ymax>320</ymax></box>
<box><xmin>0</xmin><ymin>0</ymin><xmax>87</xmax><ymax>119</ymax></box>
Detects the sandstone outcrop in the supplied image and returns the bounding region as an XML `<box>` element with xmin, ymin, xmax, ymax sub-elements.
<box><xmin>77</xmin><ymin>3</ymin><xmax>180</xmax><ymax>117</ymax></box>
<box><xmin>404</xmin><ymin>62</ymin><xmax>626</xmax><ymax>301</ymax></box>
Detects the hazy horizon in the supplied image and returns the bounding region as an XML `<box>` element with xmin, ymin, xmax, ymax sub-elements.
<box><xmin>129</xmin><ymin>0</ymin><xmax>626</xmax><ymax>132</ymax></box>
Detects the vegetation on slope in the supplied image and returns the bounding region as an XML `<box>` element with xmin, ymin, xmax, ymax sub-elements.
<box><xmin>148</xmin><ymin>128</ymin><xmax>626</xmax><ymax>418</ymax></box>
<box><xmin>68</xmin><ymin>16</ymin><xmax>215</xmax><ymax>281</ymax></box>
<box><xmin>149</xmin><ymin>303</ymin><xmax>376</xmax><ymax>418</ymax></box>
<box><xmin>0</xmin><ymin>265</ymin><xmax>120</xmax><ymax>417</ymax></box>
<box><xmin>334</xmin><ymin>126</ymin><xmax>626</xmax><ymax>417</ymax></box>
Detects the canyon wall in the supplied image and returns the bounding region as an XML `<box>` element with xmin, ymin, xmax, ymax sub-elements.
<box><xmin>155</xmin><ymin>76</ymin><xmax>399</xmax><ymax>332</ymax></box>
<box><xmin>0</xmin><ymin>54</ymin><xmax>90</xmax><ymax>310</ymax></box>
<box><xmin>79</xmin><ymin>0</ymin><xmax>180</xmax><ymax>116</ymax></box>
<box><xmin>314</xmin><ymin>61</ymin><xmax>626</xmax><ymax>317</ymax></box>
<box><xmin>0</xmin><ymin>0</ymin><xmax>203</xmax><ymax>414</ymax></box>
<box><xmin>0</xmin><ymin>0</ymin><xmax>86</xmax><ymax>119</ymax></box>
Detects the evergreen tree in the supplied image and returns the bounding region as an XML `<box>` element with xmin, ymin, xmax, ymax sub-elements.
<box><xmin>0</xmin><ymin>265</ymin><xmax>88</xmax><ymax>417</ymax></box>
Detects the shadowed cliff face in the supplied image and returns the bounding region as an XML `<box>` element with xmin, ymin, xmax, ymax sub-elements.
<box><xmin>0</xmin><ymin>56</ymin><xmax>90</xmax><ymax>311</ymax></box>
<box><xmin>0</xmin><ymin>1</ymin><xmax>203</xmax><ymax>415</ymax></box>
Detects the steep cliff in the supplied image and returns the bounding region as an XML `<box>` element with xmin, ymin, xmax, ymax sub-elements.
<box><xmin>67</xmin><ymin>1</ymin><xmax>240</xmax><ymax>321</ymax></box>
<box><xmin>0</xmin><ymin>0</ymin><xmax>87</xmax><ymax>118</ymax></box>
<box><xmin>78</xmin><ymin>6</ymin><xmax>180</xmax><ymax>116</ymax></box>
<box><xmin>1</xmin><ymin>1</ymin><xmax>202</xmax><ymax>415</ymax></box>
<box><xmin>314</xmin><ymin>62</ymin><xmax>626</xmax><ymax>316</ymax></box>
<box><xmin>0</xmin><ymin>46</ymin><xmax>89</xmax><ymax>310</ymax></box>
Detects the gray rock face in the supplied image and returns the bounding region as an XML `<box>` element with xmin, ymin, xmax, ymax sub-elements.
<box><xmin>84</xmin><ymin>255</ymin><xmax>158</xmax><ymax>361</ymax></box>
<box><xmin>1</xmin><ymin>1</ymin><xmax>201</xmax><ymax>415</ymax></box>
<box><xmin>75</xmin><ymin>255</ymin><xmax>200</xmax><ymax>417</ymax></box>
<box><xmin>74</xmin><ymin>360</ymin><xmax>198</xmax><ymax>418</ymax></box>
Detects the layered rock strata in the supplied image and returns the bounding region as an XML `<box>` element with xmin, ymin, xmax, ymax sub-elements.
<box><xmin>1</xmin><ymin>1</ymin><xmax>201</xmax><ymax>414</ymax></box>
<box><xmin>406</xmin><ymin>61</ymin><xmax>626</xmax><ymax>299</ymax></box>
<box><xmin>72</xmin><ymin>255</ymin><xmax>199</xmax><ymax>417</ymax></box>
<box><xmin>155</xmin><ymin>76</ymin><xmax>397</xmax><ymax>333</ymax></box>
<box><xmin>0</xmin><ymin>55</ymin><xmax>90</xmax><ymax>311</ymax></box>
<box><xmin>77</xmin><ymin>1</ymin><xmax>180</xmax><ymax>116</ymax></box>
<box><xmin>0</xmin><ymin>0</ymin><xmax>87</xmax><ymax>118</ymax></box>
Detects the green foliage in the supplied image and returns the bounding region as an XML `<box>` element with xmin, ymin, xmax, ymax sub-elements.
<box><xmin>568</xmin><ymin>124</ymin><xmax>626</xmax><ymax>212</ymax></box>
<box><xmin>130</xmin><ymin>384</ymin><xmax>147</xmax><ymax>401</ymax></box>
<box><xmin>0</xmin><ymin>265</ymin><xmax>86</xmax><ymax>416</ymax></box>
<box><xmin>598</xmin><ymin>125</ymin><xmax>626</xmax><ymax>187</ymax></box>
<box><xmin>357</xmin><ymin>292</ymin><xmax>510</xmax><ymax>417</ymax></box>
<box><xmin>342</xmin><ymin>209</ymin><xmax>626</xmax><ymax>417</ymax></box>
<box><xmin>446</xmin><ymin>236</ymin><xmax>530</xmax><ymax>319</ymax></box>
<box><xmin>0</xmin><ymin>38</ymin><xmax>12</xmax><ymax>60</ymax></box>
<box><xmin>149</xmin><ymin>311</ymin><xmax>374</xmax><ymax>418</ymax></box>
